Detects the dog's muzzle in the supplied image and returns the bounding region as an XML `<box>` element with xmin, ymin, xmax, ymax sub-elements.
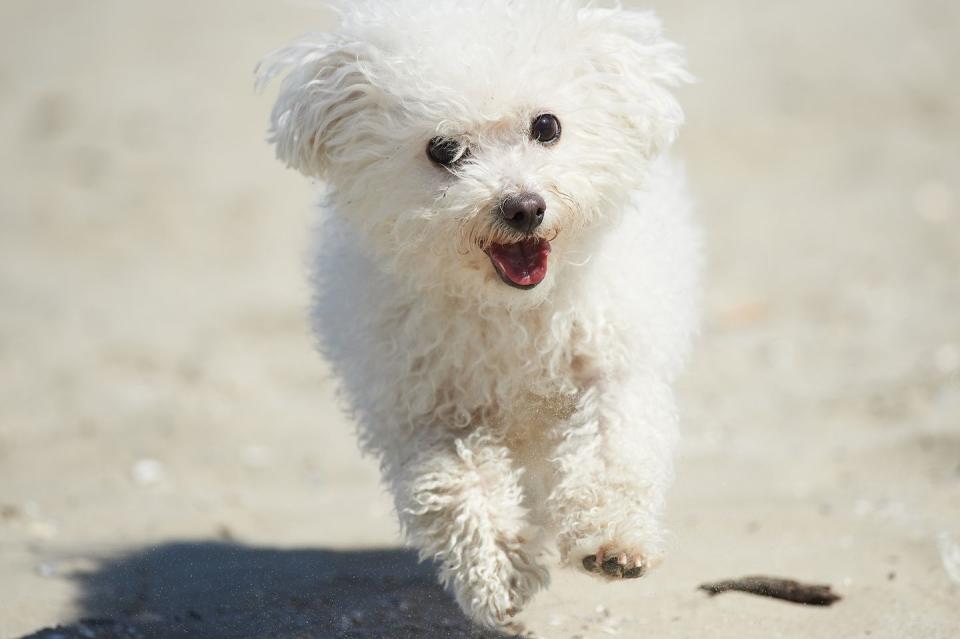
<box><xmin>482</xmin><ymin>192</ymin><xmax>551</xmax><ymax>290</ymax></box>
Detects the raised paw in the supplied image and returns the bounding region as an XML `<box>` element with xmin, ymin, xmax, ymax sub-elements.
<box><xmin>582</xmin><ymin>548</ymin><xmax>647</xmax><ymax>579</ymax></box>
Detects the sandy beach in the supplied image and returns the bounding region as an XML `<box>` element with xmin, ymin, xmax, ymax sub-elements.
<box><xmin>1</xmin><ymin>1</ymin><xmax>958</xmax><ymax>637</ymax></box>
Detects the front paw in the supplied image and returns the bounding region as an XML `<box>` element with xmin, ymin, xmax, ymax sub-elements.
<box><xmin>448</xmin><ymin>537</ymin><xmax>549</xmax><ymax>630</ymax></box>
<box><xmin>562</xmin><ymin>525</ymin><xmax>663</xmax><ymax>581</ymax></box>
<box><xmin>582</xmin><ymin>547</ymin><xmax>648</xmax><ymax>579</ymax></box>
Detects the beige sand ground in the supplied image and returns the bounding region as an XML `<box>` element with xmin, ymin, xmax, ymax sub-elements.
<box><xmin>1</xmin><ymin>1</ymin><xmax>958</xmax><ymax>637</ymax></box>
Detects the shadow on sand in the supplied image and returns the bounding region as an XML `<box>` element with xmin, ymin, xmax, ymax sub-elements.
<box><xmin>21</xmin><ymin>541</ymin><xmax>509</xmax><ymax>639</ymax></box>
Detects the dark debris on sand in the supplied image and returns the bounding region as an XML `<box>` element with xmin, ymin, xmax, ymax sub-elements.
<box><xmin>698</xmin><ymin>575</ymin><xmax>842</xmax><ymax>606</ymax></box>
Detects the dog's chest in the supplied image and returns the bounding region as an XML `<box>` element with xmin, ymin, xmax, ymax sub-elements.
<box><xmin>503</xmin><ymin>391</ymin><xmax>578</xmax><ymax>438</ymax></box>
<box><xmin>425</xmin><ymin>305</ymin><xmax>582</xmax><ymax>407</ymax></box>
<box><xmin>376</xmin><ymin>293</ymin><xmax>596</xmax><ymax>431</ymax></box>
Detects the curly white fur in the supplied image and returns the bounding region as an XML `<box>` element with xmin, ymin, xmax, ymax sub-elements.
<box><xmin>258</xmin><ymin>0</ymin><xmax>700</xmax><ymax>630</ymax></box>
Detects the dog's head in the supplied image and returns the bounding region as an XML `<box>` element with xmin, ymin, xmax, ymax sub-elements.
<box><xmin>258</xmin><ymin>0</ymin><xmax>689</xmax><ymax>306</ymax></box>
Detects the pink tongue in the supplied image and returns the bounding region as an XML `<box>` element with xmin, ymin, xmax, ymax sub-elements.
<box><xmin>487</xmin><ymin>238</ymin><xmax>551</xmax><ymax>287</ymax></box>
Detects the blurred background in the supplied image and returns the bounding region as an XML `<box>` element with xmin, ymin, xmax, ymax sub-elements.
<box><xmin>0</xmin><ymin>1</ymin><xmax>957</xmax><ymax>637</ymax></box>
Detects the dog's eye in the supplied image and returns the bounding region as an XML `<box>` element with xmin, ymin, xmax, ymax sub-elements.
<box><xmin>531</xmin><ymin>114</ymin><xmax>561</xmax><ymax>144</ymax></box>
<box><xmin>427</xmin><ymin>137</ymin><xmax>468</xmax><ymax>167</ymax></box>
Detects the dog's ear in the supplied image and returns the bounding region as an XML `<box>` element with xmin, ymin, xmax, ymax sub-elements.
<box><xmin>577</xmin><ymin>8</ymin><xmax>692</xmax><ymax>158</ymax></box>
<box><xmin>256</xmin><ymin>36</ymin><xmax>384</xmax><ymax>177</ymax></box>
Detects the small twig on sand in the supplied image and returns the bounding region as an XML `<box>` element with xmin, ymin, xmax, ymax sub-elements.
<box><xmin>698</xmin><ymin>575</ymin><xmax>842</xmax><ymax>606</ymax></box>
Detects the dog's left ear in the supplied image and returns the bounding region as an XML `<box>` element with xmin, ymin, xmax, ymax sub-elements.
<box><xmin>577</xmin><ymin>8</ymin><xmax>693</xmax><ymax>158</ymax></box>
<box><xmin>256</xmin><ymin>36</ymin><xmax>386</xmax><ymax>178</ymax></box>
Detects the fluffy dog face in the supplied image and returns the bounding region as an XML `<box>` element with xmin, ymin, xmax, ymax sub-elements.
<box><xmin>259</xmin><ymin>0</ymin><xmax>689</xmax><ymax>306</ymax></box>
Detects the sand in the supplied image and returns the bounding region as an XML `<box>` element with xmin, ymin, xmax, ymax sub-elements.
<box><xmin>1</xmin><ymin>1</ymin><xmax>958</xmax><ymax>637</ymax></box>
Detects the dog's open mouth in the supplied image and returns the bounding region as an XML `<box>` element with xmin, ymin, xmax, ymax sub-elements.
<box><xmin>485</xmin><ymin>238</ymin><xmax>551</xmax><ymax>289</ymax></box>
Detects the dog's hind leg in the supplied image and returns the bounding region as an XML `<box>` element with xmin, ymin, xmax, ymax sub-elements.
<box><xmin>386</xmin><ymin>426</ymin><xmax>549</xmax><ymax>629</ymax></box>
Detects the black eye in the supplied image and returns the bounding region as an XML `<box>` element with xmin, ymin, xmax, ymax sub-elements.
<box><xmin>427</xmin><ymin>137</ymin><xmax>468</xmax><ymax>167</ymax></box>
<box><xmin>531</xmin><ymin>113</ymin><xmax>561</xmax><ymax>144</ymax></box>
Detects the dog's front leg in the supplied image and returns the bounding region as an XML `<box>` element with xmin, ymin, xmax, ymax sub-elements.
<box><xmin>387</xmin><ymin>427</ymin><xmax>549</xmax><ymax>629</ymax></box>
<box><xmin>548</xmin><ymin>375</ymin><xmax>678</xmax><ymax>579</ymax></box>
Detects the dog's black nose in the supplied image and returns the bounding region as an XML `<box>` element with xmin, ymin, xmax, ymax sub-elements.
<box><xmin>498</xmin><ymin>192</ymin><xmax>546</xmax><ymax>234</ymax></box>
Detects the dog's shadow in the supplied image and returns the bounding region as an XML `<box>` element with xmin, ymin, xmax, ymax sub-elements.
<box><xmin>23</xmin><ymin>542</ymin><xmax>512</xmax><ymax>639</ymax></box>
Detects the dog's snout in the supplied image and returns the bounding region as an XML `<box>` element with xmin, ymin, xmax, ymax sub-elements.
<box><xmin>499</xmin><ymin>192</ymin><xmax>546</xmax><ymax>234</ymax></box>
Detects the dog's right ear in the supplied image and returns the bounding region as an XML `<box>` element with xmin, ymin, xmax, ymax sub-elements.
<box><xmin>256</xmin><ymin>36</ymin><xmax>382</xmax><ymax>178</ymax></box>
<box><xmin>576</xmin><ymin>8</ymin><xmax>692</xmax><ymax>160</ymax></box>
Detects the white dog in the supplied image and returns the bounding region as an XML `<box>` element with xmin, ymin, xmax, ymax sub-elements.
<box><xmin>258</xmin><ymin>0</ymin><xmax>699</xmax><ymax>631</ymax></box>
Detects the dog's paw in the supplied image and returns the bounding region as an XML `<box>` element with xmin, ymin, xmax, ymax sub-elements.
<box><xmin>489</xmin><ymin>619</ymin><xmax>531</xmax><ymax>638</ymax></box>
<box><xmin>452</xmin><ymin>537</ymin><xmax>549</xmax><ymax>630</ymax></box>
<box><xmin>581</xmin><ymin>547</ymin><xmax>648</xmax><ymax>579</ymax></box>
